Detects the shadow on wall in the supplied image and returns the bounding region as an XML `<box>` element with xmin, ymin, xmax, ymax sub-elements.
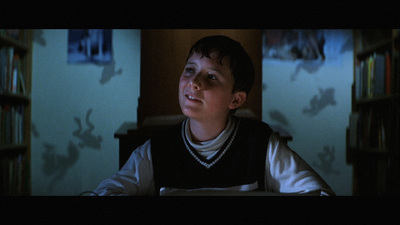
<box><xmin>303</xmin><ymin>87</ymin><xmax>336</xmax><ymax>117</ymax></box>
<box><xmin>268</xmin><ymin>110</ymin><xmax>290</xmax><ymax>127</ymax></box>
<box><xmin>42</xmin><ymin>142</ymin><xmax>79</xmax><ymax>192</ymax></box>
<box><xmin>291</xmin><ymin>60</ymin><xmax>324</xmax><ymax>81</ymax></box>
<box><xmin>267</xmin><ymin>88</ymin><xmax>336</xmax><ymax>122</ymax></box>
<box><xmin>268</xmin><ymin>110</ymin><xmax>340</xmax><ymax>176</ymax></box>
<box><xmin>32</xmin><ymin>29</ymin><xmax>124</xmax><ymax>193</ymax></box>
<box><xmin>33</xmin><ymin>29</ymin><xmax>46</xmax><ymax>47</ymax></box>
<box><xmin>73</xmin><ymin>108</ymin><xmax>103</xmax><ymax>149</ymax></box>
<box><xmin>32</xmin><ymin>108</ymin><xmax>103</xmax><ymax>193</ymax></box>
<box><xmin>97</xmin><ymin>51</ymin><xmax>123</xmax><ymax>85</ymax></box>
<box><xmin>312</xmin><ymin>145</ymin><xmax>340</xmax><ymax>175</ymax></box>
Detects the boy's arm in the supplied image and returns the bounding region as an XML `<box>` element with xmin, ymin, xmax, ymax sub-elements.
<box><xmin>264</xmin><ymin>133</ymin><xmax>336</xmax><ymax>196</ymax></box>
<box><xmin>92</xmin><ymin>140</ymin><xmax>155</xmax><ymax>196</ymax></box>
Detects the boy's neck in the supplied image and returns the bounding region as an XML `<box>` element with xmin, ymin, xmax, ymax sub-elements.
<box><xmin>188</xmin><ymin>117</ymin><xmax>230</xmax><ymax>142</ymax></box>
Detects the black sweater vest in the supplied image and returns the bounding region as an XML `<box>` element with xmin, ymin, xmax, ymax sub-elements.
<box><xmin>150</xmin><ymin>117</ymin><xmax>272</xmax><ymax>195</ymax></box>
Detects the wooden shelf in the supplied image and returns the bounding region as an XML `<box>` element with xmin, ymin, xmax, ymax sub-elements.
<box><xmin>0</xmin><ymin>92</ymin><xmax>30</xmax><ymax>105</ymax></box>
<box><xmin>355</xmin><ymin>94</ymin><xmax>399</xmax><ymax>105</ymax></box>
<box><xmin>356</xmin><ymin>38</ymin><xmax>392</xmax><ymax>59</ymax></box>
<box><xmin>0</xmin><ymin>144</ymin><xmax>27</xmax><ymax>154</ymax></box>
<box><xmin>0</xmin><ymin>29</ymin><xmax>32</xmax><ymax>196</ymax></box>
<box><xmin>348</xmin><ymin>147</ymin><xmax>391</xmax><ymax>158</ymax></box>
<box><xmin>348</xmin><ymin>29</ymin><xmax>400</xmax><ymax>196</ymax></box>
<box><xmin>0</xmin><ymin>34</ymin><xmax>29</xmax><ymax>52</ymax></box>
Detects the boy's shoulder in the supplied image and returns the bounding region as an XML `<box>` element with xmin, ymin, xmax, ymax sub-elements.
<box><xmin>230</xmin><ymin>116</ymin><xmax>273</xmax><ymax>140</ymax></box>
<box><xmin>233</xmin><ymin>116</ymin><xmax>271</xmax><ymax>130</ymax></box>
<box><xmin>150</xmin><ymin>119</ymin><xmax>185</xmax><ymax>142</ymax></box>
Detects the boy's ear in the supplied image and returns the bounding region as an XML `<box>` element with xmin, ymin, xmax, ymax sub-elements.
<box><xmin>229</xmin><ymin>91</ymin><xmax>247</xmax><ymax>110</ymax></box>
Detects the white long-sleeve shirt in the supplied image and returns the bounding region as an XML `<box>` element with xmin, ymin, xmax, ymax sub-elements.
<box><xmin>93</xmin><ymin>118</ymin><xmax>335</xmax><ymax>196</ymax></box>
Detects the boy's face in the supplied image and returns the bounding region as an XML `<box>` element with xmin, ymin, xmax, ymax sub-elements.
<box><xmin>179</xmin><ymin>51</ymin><xmax>246</xmax><ymax>122</ymax></box>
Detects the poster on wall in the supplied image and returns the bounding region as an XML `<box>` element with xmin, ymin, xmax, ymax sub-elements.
<box><xmin>262</xmin><ymin>29</ymin><xmax>325</xmax><ymax>62</ymax></box>
<box><xmin>67</xmin><ymin>29</ymin><xmax>112</xmax><ymax>64</ymax></box>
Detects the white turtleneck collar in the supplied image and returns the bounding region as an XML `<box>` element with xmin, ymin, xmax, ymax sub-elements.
<box><xmin>184</xmin><ymin>116</ymin><xmax>236</xmax><ymax>160</ymax></box>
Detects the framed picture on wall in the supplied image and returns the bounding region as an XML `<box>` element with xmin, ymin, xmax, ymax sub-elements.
<box><xmin>67</xmin><ymin>29</ymin><xmax>112</xmax><ymax>64</ymax></box>
<box><xmin>262</xmin><ymin>29</ymin><xmax>325</xmax><ymax>61</ymax></box>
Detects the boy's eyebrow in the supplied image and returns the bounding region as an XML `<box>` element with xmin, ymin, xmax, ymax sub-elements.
<box><xmin>186</xmin><ymin>61</ymin><xmax>227</xmax><ymax>76</ymax></box>
<box><xmin>207</xmin><ymin>67</ymin><xmax>224</xmax><ymax>75</ymax></box>
<box><xmin>186</xmin><ymin>62</ymin><xmax>197</xmax><ymax>66</ymax></box>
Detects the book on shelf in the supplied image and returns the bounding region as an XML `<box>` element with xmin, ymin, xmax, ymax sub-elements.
<box><xmin>356</xmin><ymin>108</ymin><xmax>389</xmax><ymax>153</ymax></box>
<box><xmin>0</xmin><ymin>47</ymin><xmax>14</xmax><ymax>93</ymax></box>
<box><xmin>362</xmin><ymin>59</ymin><xmax>368</xmax><ymax>98</ymax></box>
<box><xmin>374</xmin><ymin>53</ymin><xmax>385</xmax><ymax>96</ymax></box>
<box><xmin>349</xmin><ymin>112</ymin><xmax>359</xmax><ymax>148</ymax></box>
<box><xmin>361</xmin><ymin>109</ymin><xmax>372</xmax><ymax>150</ymax></box>
<box><xmin>367</xmin><ymin>54</ymin><xmax>374</xmax><ymax>98</ymax></box>
<box><xmin>385</xmin><ymin>52</ymin><xmax>391</xmax><ymax>95</ymax></box>
<box><xmin>6</xmin><ymin>48</ymin><xmax>14</xmax><ymax>93</ymax></box>
<box><xmin>0</xmin><ymin>47</ymin><xmax>11</xmax><ymax>92</ymax></box>
<box><xmin>11</xmin><ymin>54</ymin><xmax>19</xmax><ymax>93</ymax></box>
<box><xmin>376</xmin><ymin>158</ymin><xmax>388</xmax><ymax>195</ymax></box>
<box><xmin>394</xmin><ymin>55</ymin><xmax>400</xmax><ymax>95</ymax></box>
<box><xmin>13</xmin><ymin>53</ymin><xmax>26</xmax><ymax>94</ymax></box>
<box><xmin>17</xmin><ymin>63</ymin><xmax>26</xmax><ymax>94</ymax></box>
<box><xmin>355</xmin><ymin>62</ymin><xmax>361</xmax><ymax>100</ymax></box>
<box><xmin>377</xmin><ymin>117</ymin><xmax>387</xmax><ymax>152</ymax></box>
<box><xmin>0</xmin><ymin>47</ymin><xmax>26</xmax><ymax>95</ymax></box>
<box><xmin>0</xmin><ymin>104</ymin><xmax>24</xmax><ymax>146</ymax></box>
<box><xmin>355</xmin><ymin>51</ymin><xmax>392</xmax><ymax>100</ymax></box>
<box><xmin>0</xmin><ymin>153</ymin><xmax>26</xmax><ymax>195</ymax></box>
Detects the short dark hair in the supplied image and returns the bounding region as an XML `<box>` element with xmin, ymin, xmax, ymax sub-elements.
<box><xmin>186</xmin><ymin>35</ymin><xmax>255</xmax><ymax>96</ymax></box>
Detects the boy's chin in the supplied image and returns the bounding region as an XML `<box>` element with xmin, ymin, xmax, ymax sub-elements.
<box><xmin>180</xmin><ymin>108</ymin><xmax>202</xmax><ymax>119</ymax></box>
<box><xmin>181</xmin><ymin>109</ymin><xmax>195</xmax><ymax>118</ymax></box>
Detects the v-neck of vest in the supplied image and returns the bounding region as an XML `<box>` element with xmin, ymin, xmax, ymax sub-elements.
<box><xmin>181</xmin><ymin>118</ymin><xmax>241</xmax><ymax>169</ymax></box>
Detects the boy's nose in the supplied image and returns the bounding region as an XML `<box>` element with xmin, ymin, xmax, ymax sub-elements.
<box><xmin>189</xmin><ymin>74</ymin><xmax>202</xmax><ymax>90</ymax></box>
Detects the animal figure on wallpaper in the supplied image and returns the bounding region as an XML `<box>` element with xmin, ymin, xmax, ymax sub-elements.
<box><xmin>73</xmin><ymin>108</ymin><xmax>103</xmax><ymax>150</ymax></box>
<box><xmin>312</xmin><ymin>145</ymin><xmax>340</xmax><ymax>175</ymax></box>
<box><xmin>302</xmin><ymin>87</ymin><xmax>336</xmax><ymax>116</ymax></box>
<box><xmin>262</xmin><ymin>83</ymin><xmax>268</xmax><ymax>91</ymax></box>
<box><xmin>31</xmin><ymin>122</ymin><xmax>40</xmax><ymax>138</ymax></box>
<box><xmin>268</xmin><ymin>110</ymin><xmax>289</xmax><ymax>126</ymax></box>
<box><xmin>290</xmin><ymin>60</ymin><xmax>324</xmax><ymax>81</ymax></box>
<box><xmin>99</xmin><ymin>54</ymin><xmax>123</xmax><ymax>85</ymax></box>
<box><xmin>33</xmin><ymin>29</ymin><xmax>46</xmax><ymax>47</ymax></box>
<box><xmin>42</xmin><ymin>141</ymin><xmax>79</xmax><ymax>192</ymax></box>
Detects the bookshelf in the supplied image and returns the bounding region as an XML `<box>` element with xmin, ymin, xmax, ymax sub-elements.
<box><xmin>0</xmin><ymin>29</ymin><xmax>32</xmax><ymax>196</ymax></box>
<box><xmin>347</xmin><ymin>29</ymin><xmax>400</xmax><ymax>195</ymax></box>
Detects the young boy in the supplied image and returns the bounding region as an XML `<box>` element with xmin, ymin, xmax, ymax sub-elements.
<box><xmin>92</xmin><ymin>35</ymin><xmax>335</xmax><ymax>196</ymax></box>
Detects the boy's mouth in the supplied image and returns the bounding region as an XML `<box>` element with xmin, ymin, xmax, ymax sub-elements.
<box><xmin>185</xmin><ymin>94</ymin><xmax>201</xmax><ymax>102</ymax></box>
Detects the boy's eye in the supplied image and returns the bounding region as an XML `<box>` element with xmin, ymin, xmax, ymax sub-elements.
<box><xmin>185</xmin><ymin>67</ymin><xmax>195</xmax><ymax>73</ymax></box>
<box><xmin>208</xmin><ymin>74</ymin><xmax>217</xmax><ymax>80</ymax></box>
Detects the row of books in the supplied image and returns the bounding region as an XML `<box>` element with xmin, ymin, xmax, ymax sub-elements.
<box><xmin>354</xmin><ymin>52</ymin><xmax>391</xmax><ymax>100</ymax></box>
<box><xmin>0</xmin><ymin>47</ymin><xmax>26</xmax><ymax>94</ymax></box>
<box><xmin>348</xmin><ymin>109</ymin><xmax>389</xmax><ymax>153</ymax></box>
<box><xmin>0</xmin><ymin>153</ymin><xmax>27</xmax><ymax>196</ymax></box>
<box><xmin>0</xmin><ymin>104</ymin><xmax>25</xmax><ymax>146</ymax></box>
